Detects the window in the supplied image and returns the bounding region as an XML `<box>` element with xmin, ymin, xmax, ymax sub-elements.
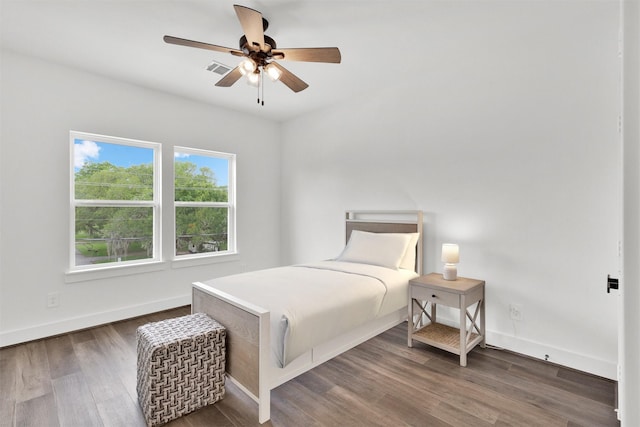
<box><xmin>174</xmin><ymin>147</ymin><xmax>236</xmax><ymax>258</ymax></box>
<box><xmin>70</xmin><ymin>131</ymin><xmax>161</xmax><ymax>270</ymax></box>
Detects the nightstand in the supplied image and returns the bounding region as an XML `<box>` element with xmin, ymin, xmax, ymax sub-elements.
<box><xmin>408</xmin><ymin>273</ymin><xmax>485</xmax><ymax>366</ymax></box>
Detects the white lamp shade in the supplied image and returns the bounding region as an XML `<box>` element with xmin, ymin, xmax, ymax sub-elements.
<box><xmin>246</xmin><ymin>71</ymin><xmax>260</xmax><ymax>87</ymax></box>
<box><xmin>264</xmin><ymin>63</ymin><xmax>282</xmax><ymax>81</ymax></box>
<box><xmin>441</xmin><ymin>244</ymin><xmax>459</xmax><ymax>263</ymax></box>
<box><xmin>238</xmin><ymin>58</ymin><xmax>256</xmax><ymax>76</ymax></box>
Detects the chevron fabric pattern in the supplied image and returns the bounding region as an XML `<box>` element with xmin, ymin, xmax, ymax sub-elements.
<box><xmin>136</xmin><ymin>313</ymin><xmax>226</xmax><ymax>427</ymax></box>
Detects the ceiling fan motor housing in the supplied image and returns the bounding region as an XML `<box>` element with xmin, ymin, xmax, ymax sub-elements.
<box><xmin>239</xmin><ymin>34</ymin><xmax>277</xmax><ymax>51</ymax></box>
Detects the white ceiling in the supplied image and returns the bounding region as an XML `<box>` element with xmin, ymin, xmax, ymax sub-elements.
<box><xmin>1</xmin><ymin>0</ymin><xmax>427</xmax><ymax>122</ymax></box>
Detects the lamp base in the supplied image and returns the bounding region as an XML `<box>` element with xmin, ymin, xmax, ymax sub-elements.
<box><xmin>443</xmin><ymin>264</ymin><xmax>457</xmax><ymax>281</ymax></box>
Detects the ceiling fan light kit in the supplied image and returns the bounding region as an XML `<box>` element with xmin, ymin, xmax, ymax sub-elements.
<box><xmin>247</xmin><ymin>70</ymin><xmax>260</xmax><ymax>87</ymax></box>
<box><xmin>164</xmin><ymin>4</ymin><xmax>341</xmax><ymax>105</ymax></box>
<box><xmin>264</xmin><ymin>63</ymin><xmax>282</xmax><ymax>82</ymax></box>
<box><xmin>238</xmin><ymin>58</ymin><xmax>257</xmax><ymax>76</ymax></box>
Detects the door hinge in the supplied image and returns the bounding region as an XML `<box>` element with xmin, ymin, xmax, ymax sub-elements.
<box><xmin>607</xmin><ymin>274</ymin><xmax>619</xmax><ymax>293</ymax></box>
<box><xmin>618</xmin><ymin>28</ymin><xmax>623</xmax><ymax>58</ymax></box>
<box><xmin>618</xmin><ymin>116</ymin><xmax>623</xmax><ymax>134</ymax></box>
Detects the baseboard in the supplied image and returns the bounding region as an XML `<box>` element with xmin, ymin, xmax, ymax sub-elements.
<box><xmin>0</xmin><ymin>294</ymin><xmax>191</xmax><ymax>348</ymax></box>
<box><xmin>486</xmin><ymin>330</ymin><xmax>617</xmax><ymax>380</ymax></box>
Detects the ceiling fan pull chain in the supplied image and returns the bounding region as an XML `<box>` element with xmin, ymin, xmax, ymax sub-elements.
<box><xmin>261</xmin><ymin>69</ymin><xmax>265</xmax><ymax>106</ymax></box>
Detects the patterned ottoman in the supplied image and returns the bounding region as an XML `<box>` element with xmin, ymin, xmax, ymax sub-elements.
<box><xmin>136</xmin><ymin>312</ymin><xmax>226</xmax><ymax>427</ymax></box>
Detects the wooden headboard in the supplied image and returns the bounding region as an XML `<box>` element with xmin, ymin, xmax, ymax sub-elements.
<box><xmin>345</xmin><ymin>210</ymin><xmax>424</xmax><ymax>275</ymax></box>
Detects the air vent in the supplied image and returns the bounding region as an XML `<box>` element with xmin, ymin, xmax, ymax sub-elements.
<box><xmin>206</xmin><ymin>60</ymin><xmax>232</xmax><ymax>75</ymax></box>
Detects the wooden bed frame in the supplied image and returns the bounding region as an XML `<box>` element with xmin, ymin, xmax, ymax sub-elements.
<box><xmin>192</xmin><ymin>210</ymin><xmax>423</xmax><ymax>423</ymax></box>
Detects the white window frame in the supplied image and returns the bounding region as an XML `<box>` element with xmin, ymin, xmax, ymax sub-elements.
<box><xmin>173</xmin><ymin>146</ymin><xmax>236</xmax><ymax>260</ymax></box>
<box><xmin>68</xmin><ymin>131</ymin><xmax>162</xmax><ymax>273</ymax></box>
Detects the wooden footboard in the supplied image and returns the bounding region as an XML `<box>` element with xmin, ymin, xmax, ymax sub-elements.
<box><xmin>192</xmin><ymin>282</ymin><xmax>272</xmax><ymax>423</ymax></box>
<box><xmin>193</xmin><ymin>279</ymin><xmax>408</xmax><ymax>424</ymax></box>
<box><xmin>191</xmin><ymin>210</ymin><xmax>424</xmax><ymax>424</ymax></box>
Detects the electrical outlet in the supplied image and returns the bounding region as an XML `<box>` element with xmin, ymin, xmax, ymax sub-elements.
<box><xmin>47</xmin><ymin>292</ymin><xmax>59</xmax><ymax>308</ymax></box>
<box><xmin>509</xmin><ymin>303</ymin><xmax>522</xmax><ymax>321</ymax></box>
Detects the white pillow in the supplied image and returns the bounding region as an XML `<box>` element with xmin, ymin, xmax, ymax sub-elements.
<box><xmin>399</xmin><ymin>232</ymin><xmax>420</xmax><ymax>271</ymax></box>
<box><xmin>336</xmin><ymin>230</ymin><xmax>412</xmax><ymax>270</ymax></box>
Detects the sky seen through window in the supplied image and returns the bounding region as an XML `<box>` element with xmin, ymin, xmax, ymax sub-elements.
<box><xmin>74</xmin><ymin>139</ymin><xmax>228</xmax><ymax>186</ymax></box>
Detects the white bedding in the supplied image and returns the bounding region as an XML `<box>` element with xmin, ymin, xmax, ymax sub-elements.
<box><xmin>201</xmin><ymin>260</ymin><xmax>418</xmax><ymax>367</ymax></box>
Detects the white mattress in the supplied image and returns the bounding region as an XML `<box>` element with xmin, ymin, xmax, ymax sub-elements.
<box><xmin>201</xmin><ymin>260</ymin><xmax>418</xmax><ymax>367</ymax></box>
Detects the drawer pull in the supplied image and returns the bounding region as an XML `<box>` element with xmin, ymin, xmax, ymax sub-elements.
<box><xmin>432</xmin><ymin>294</ymin><xmax>437</xmax><ymax>298</ymax></box>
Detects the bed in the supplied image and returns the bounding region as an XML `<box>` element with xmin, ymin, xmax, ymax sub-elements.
<box><xmin>192</xmin><ymin>210</ymin><xmax>423</xmax><ymax>423</ymax></box>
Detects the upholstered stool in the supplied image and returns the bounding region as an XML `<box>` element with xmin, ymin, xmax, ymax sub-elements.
<box><xmin>136</xmin><ymin>312</ymin><xmax>226</xmax><ymax>427</ymax></box>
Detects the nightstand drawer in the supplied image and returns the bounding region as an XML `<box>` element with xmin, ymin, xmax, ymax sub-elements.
<box><xmin>411</xmin><ymin>286</ymin><xmax>460</xmax><ymax>308</ymax></box>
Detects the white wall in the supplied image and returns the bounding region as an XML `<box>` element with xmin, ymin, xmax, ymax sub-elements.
<box><xmin>281</xmin><ymin>1</ymin><xmax>621</xmax><ymax>378</ymax></box>
<box><xmin>0</xmin><ymin>51</ymin><xmax>281</xmax><ymax>346</ymax></box>
<box><xmin>622</xmin><ymin>0</ymin><xmax>640</xmax><ymax>424</ymax></box>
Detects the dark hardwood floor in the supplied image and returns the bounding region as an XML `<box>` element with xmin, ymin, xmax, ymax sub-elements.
<box><xmin>0</xmin><ymin>306</ymin><xmax>619</xmax><ymax>426</ymax></box>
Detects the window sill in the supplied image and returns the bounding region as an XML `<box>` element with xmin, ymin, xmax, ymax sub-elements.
<box><xmin>171</xmin><ymin>252</ymin><xmax>240</xmax><ymax>269</ymax></box>
<box><xmin>65</xmin><ymin>260</ymin><xmax>168</xmax><ymax>283</ymax></box>
<box><xmin>65</xmin><ymin>253</ymin><xmax>240</xmax><ymax>283</ymax></box>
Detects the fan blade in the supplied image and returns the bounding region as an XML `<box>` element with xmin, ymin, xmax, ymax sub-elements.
<box><xmin>234</xmin><ymin>5</ymin><xmax>265</xmax><ymax>51</ymax></box>
<box><xmin>270</xmin><ymin>62</ymin><xmax>309</xmax><ymax>93</ymax></box>
<box><xmin>164</xmin><ymin>35</ymin><xmax>243</xmax><ymax>56</ymax></box>
<box><xmin>215</xmin><ymin>67</ymin><xmax>243</xmax><ymax>87</ymax></box>
<box><xmin>272</xmin><ymin>47</ymin><xmax>341</xmax><ymax>63</ymax></box>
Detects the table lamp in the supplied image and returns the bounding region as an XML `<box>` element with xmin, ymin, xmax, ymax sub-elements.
<box><xmin>442</xmin><ymin>243</ymin><xmax>459</xmax><ymax>281</ymax></box>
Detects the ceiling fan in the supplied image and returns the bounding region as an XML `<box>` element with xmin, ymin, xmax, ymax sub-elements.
<box><xmin>164</xmin><ymin>4</ymin><xmax>341</xmax><ymax>103</ymax></box>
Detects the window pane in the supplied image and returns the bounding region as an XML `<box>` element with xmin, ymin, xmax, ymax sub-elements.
<box><xmin>174</xmin><ymin>152</ymin><xmax>228</xmax><ymax>202</ymax></box>
<box><xmin>175</xmin><ymin>207</ymin><xmax>228</xmax><ymax>255</ymax></box>
<box><xmin>74</xmin><ymin>140</ymin><xmax>154</xmax><ymax>201</ymax></box>
<box><xmin>75</xmin><ymin>206</ymin><xmax>153</xmax><ymax>265</ymax></box>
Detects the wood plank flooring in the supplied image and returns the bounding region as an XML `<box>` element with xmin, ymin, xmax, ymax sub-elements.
<box><xmin>0</xmin><ymin>306</ymin><xmax>619</xmax><ymax>426</ymax></box>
